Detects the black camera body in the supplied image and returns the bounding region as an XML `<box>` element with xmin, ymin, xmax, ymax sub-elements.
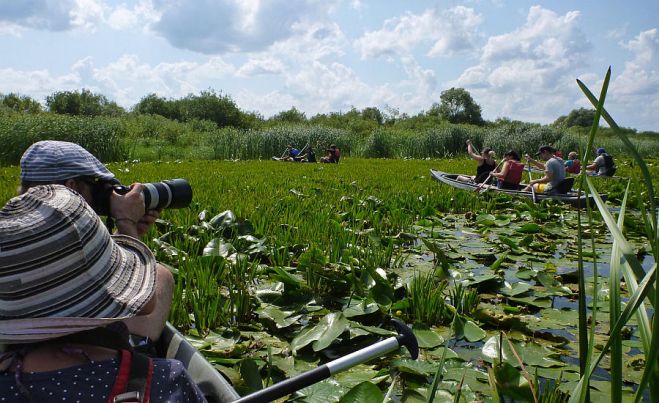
<box><xmin>92</xmin><ymin>178</ymin><xmax>193</xmax><ymax>216</ymax></box>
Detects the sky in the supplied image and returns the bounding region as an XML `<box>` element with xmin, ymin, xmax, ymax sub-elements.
<box><xmin>0</xmin><ymin>0</ymin><xmax>657</xmax><ymax>131</ymax></box>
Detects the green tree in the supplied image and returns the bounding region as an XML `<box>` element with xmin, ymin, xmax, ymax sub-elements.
<box><xmin>361</xmin><ymin>106</ymin><xmax>384</xmax><ymax>125</ymax></box>
<box><xmin>270</xmin><ymin>107</ymin><xmax>307</xmax><ymax>124</ymax></box>
<box><xmin>438</xmin><ymin>87</ymin><xmax>483</xmax><ymax>125</ymax></box>
<box><xmin>133</xmin><ymin>93</ymin><xmax>177</xmax><ymax>118</ymax></box>
<box><xmin>562</xmin><ymin>107</ymin><xmax>596</xmax><ymax>128</ymax></box>
<box><xmin>46</xmin><ymin>89</ymin><xmax>124</xmax><ymax>116</ymax></box>
<box><xmin>0</xmin><ymin>93</ymin><xmax>42</xmax><ymax>113</ymax></box>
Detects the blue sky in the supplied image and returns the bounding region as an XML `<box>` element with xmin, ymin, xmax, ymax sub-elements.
<box><xmin>0</xmin><ymin>0</ymin><xmax>657</xmax><ymax>131</ymax></box>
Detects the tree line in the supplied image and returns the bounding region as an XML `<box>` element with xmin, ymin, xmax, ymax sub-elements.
<box><xmin>2</xmin><ymin>88</ymin><xmax>655</xmax><ymax>137</ymax></box>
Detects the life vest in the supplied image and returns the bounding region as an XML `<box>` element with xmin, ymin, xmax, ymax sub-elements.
<box><xmin>566</xmin><ymin>159</ymin><xmax>580</xmax><ymax>174</ymax></box>
<box><xmin>503</xmin><ymin>160</ymin><xmax>524</xmax><ymax>185</ymax></box>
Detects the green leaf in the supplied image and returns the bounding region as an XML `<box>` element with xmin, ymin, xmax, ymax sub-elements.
<box><xmin>517</xmin><ymin>223</ymin><xmax>541</xmax><ymax>234</ymax></box>
<box><xmin>412</xmin><ymin>324</ymin><xmax>445</xmax><ymax>349</ymax></box>
<box><xmin>476</xmin><ymin>214</ymin><xmax>497</xmax><ymax>227</ymax></box>
<box><xmin>256</xmin><ymin>304</ymin><xmax>301</xmax><ymax>328</ymax></box>
<box><xmin>290</xmin><ymin>312</ymin><xmax>349</xmax><ymax>354</ymax></box>
<box><xmin>209</xmin><ymin>210</ymin><xmax>236</xmax><ymax>229</ymax></box>
<box><xmin>239</xmin><ymin>358</ymin><xmax>262</xmax><ymax>392</ymax></box>
<box><xmin>392</xmin><ymin>358</ymin><xmax>438</xmax><ymax>376</ymax></box>
<box><xmin>338</xmin><ymin>381</ymin><xmax>383</xmax><ymax>403</ymax></box>
<box><xmin>203</xmin><ymin>238</ymin><xmax>236</xmax><ymax>257</ymax></box>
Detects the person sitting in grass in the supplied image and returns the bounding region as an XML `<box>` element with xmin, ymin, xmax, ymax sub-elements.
<box><xmin>456</xmin><ymin>139</ymin><xmax>496</xmax><ymax>184</ymax></box>
<box><xmin>320</xmin><ymin>144</ymin><xmax>340</xmax><ymax>163</ymax></box>
<box><xmin>523</xmin><ymin>145</ymin><xmax>565</xmax><ymax>194</ymax></box>
<box><xmin>283</xmin><ymin>144</ymin><xmax>301</xmax><ymax>162</ymax></box>
<box><xmin>298</xmin><ymin>144</ymin><xmax>316</xmax><ymax>162</ymax></box>
<box><xmin>491</xmin><ymin>150</ymin><xmax>524</xmax><ymax>190</ymax></box>
<box><xmin>564</xmin><ymin>151</ymin><xmax>581</xmax><ymax>174</ymax></box>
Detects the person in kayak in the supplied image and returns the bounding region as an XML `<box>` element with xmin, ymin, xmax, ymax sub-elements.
<box><xmin>456</xmin><ymin>139</ymin><xmax>496</xmax><ymax>184</ymax></box>
<box><xmin>0</xmin><ymin>185</ymin><xmax>206</xmax><ymax>402</ymax></box>
<box><xmin>586</xmin><ymin>147</ymin><xmax>616</xmax><ymax>176</ymax></box>
<box><xmin>491</xmin><ymin>150</ymin><xmax>524</xmax><ymax>190</ymax></box>
<box><xmin>523</xmin><ymin>145</ymin><xmax>566</xmax><ymax>194</ymax></box>
<box><xmin>17</xmin><ymin>140</ymin><xmax>173</xmax><ymax>344</ymax></box>
<box><xmin>564</xmin><ymin>151</ymin><xmax>581</xmax><ymax>174</ymax></box>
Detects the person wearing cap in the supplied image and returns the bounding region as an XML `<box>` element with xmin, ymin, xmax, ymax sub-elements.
<box><xmin>523</xmin><ymin>145</ymin><xmax>566</xmax><ymax>194</ymax></box>
<box><xmin>0</xmin><ymin>185</ymin><xmax>206</xmax><ymax>402</ymax></box>
<box><xmin>586</xmin><ymin>147</ymin><xmax>616</xmax><ymax>176</ymax></box>
<box><xmin>18</xmin><ymin>140</ymin><xmax>173</xmax><ymax>343</ymax></box>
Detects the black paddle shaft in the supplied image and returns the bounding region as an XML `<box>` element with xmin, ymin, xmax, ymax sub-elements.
<box><xmin>233</xmin><ymin>320</ymin><xmax>418</xmax><ymax>403</ymax></box>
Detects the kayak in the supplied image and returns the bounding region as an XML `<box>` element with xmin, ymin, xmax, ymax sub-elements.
<box><xmin>158</xmin><ymin>322</ymin><xmax>240</xmax><ymax>403</ymax></box>
<box><xmin>430</xmin><ymin>169</ymin><xmax>607</xmax><ymax>207</ymax></box>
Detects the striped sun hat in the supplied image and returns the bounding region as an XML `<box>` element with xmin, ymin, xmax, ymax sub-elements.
<box><xmin>20</xmin><ymin>140</ymin><xmax>115</xmax><ymax>183</ymax></box>
<box><xmin>0</xmin><ymin>185</ymin><xmax>156</xmax><ymax>343</ymax></box>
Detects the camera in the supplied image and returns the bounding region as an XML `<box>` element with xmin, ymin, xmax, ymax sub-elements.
<box><xmin>92</xmin><ymin>178</ymin><xmax>193</xmax><ymax>216</ymax></box>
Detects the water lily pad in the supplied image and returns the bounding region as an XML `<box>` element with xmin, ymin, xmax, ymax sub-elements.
<box><xmin>297</xmin><ymin>379</ymin><xmax>346</xmax><ymax>403</ymax></box>
<box><xmin>412</xmin><ymin>324</ymin><xmax>444</xmax><ymax>348</ymax></box>
<box><xmin>343</xmin><ymin>300</ymin><xmax>380</xmax><ymax>318</ymax></box>
<box><xmin>517</xmin><ymin>223</ymin><xmax>541</xmax><ymax>233</ymax></box>
<box><xmin>290</xmin><ymin>312</ymin><xmax>349</xmax><ymax>353</ymax></box>
<box><xmin>499</xmin><ymin>281</ymin><xmax>533</xmax><ymax>297</ymax></box>
<box><xmin>391</xmin><ymin>358</ymin><xmax>438</xmax><ymax>376</ymax></box>
<box><xmin>338</xmin><ymin>381</ymin><xmax>383</xmax><ymax>403</ymax></box>
<box><xmin>257</xmin><ymin>304</ymin><xmax>301</xmax><ymax>328</ymax></box>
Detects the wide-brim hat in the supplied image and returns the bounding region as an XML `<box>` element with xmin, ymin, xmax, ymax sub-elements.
<box><xmin>0</xmin><ymin>185</ymin><xmax>156</xmax><ymax>343</ymax></box>
<box><xmin>20</xmin><ymin>140</ymin><xmax>115</xmax><ymax>183</ymax></box>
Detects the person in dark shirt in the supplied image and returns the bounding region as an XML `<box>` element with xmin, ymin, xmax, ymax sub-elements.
<box><xmin>0</xmin><ymin>185</ymin><xmax>206</xmax><ymax>403</ymax></box>
<box><xmin>456</xmin><ymin>139</ymin><xmax>496</xmax><ymax>183</ymax></box>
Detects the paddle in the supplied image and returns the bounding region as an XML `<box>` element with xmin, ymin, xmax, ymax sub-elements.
<box><xmin>233</xmin><ymin>320</ymin><xmax>419</xmax><ymax>403</ymax></box>
<box><xmin>474</xmin><ymin>159</ymin><xmax>505</xmax><ymax>193</ymax></box>
<box><xmin>527</xmin><ymin>161</ymin><xmax>537</xmax><ymax>203</ymax></box>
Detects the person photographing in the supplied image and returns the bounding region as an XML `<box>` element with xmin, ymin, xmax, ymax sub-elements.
<box><xmin>17</xmin><ymin>140</ymin><xmax>176</xmax><ymax>342</ymax></box>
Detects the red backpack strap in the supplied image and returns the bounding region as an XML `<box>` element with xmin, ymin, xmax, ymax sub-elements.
<box><xmin>108</xmin><ymin>349</ymin><xmax>154</xmax><ymax>403</ymax></box>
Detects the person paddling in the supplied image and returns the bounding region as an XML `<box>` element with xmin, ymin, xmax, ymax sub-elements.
<box><xmin>456</xmin><ymin>139</ymin><xmax>496</xmax><ymax>184</ymax></box>
<box><xmin>523</xmin><ymin>145</ymin><xmax>565</xmax><ymax>194</ymax></box>
<box><xmin>491</xmin><ymin>150</ymin><xmax>524</xmax><ymax>190</ymax></box>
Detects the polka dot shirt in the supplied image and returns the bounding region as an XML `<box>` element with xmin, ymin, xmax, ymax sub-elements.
<box><xmin>0</xmin><ymin>358</ymin><xmax>207</xmax><ymax>402</ymax></box>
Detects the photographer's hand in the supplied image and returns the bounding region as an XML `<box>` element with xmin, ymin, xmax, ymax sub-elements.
<box><xmin>137</xmin><ymin>209</ymin><xmax>161</xmax><ymax>238</ymax></box>
<box><xmin>110</xmin><ymin>183</ymin><xmax>145</xmax><ymax>239</ymax></box>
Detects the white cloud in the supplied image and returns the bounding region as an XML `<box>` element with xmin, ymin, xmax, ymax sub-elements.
<box><xmin>601</xmin><ymin>29</ymin><xmax>659</xmax><ymax>129</ymax></box>
<box><xmin>354</xmin><ymin>6</ymin><xmax>482</xmax><ymax>60</ymax></box>
<box><xmin>88</xmin><ymin>54</ymin><xmax>235</xmax><ymax>105</ymax></box>
<box><xmin>70</xmin><ymin>0</ymin><xmax>104</xmax><ymax>30</ymax></box>
<box><xmin>237</xmin><ymin>57</ymin><xmax>285</xmax><ymax>76</ymax></box>
<box><xmin>453</xmin><ymin>5</ymin><xmax>591</xmax><ymax>123</ymax></box>
<box><xmin>0</xmin><ymin>67</ymin><xmax>80</xmax><ymax>102</ymax></box>
<box><xmin>107</xmin><ymin>5</ymin><xmax>138</xmax><ymax>30</ymax></box>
